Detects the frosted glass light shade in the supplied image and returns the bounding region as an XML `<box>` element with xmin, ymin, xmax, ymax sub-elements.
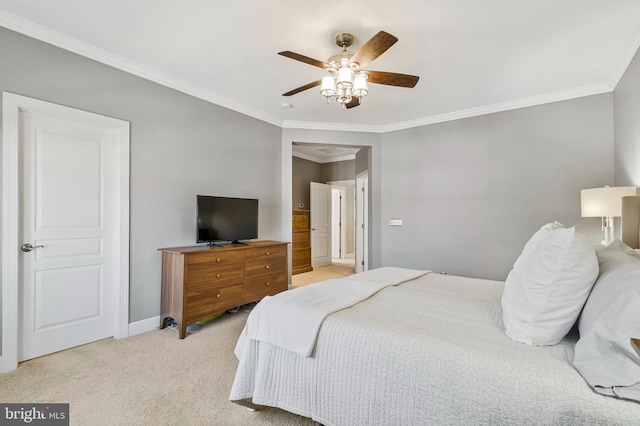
<box><xmin>581</xmin><ymin>186</ymin><xmax>637</xmax><ymax>217</ymax></box>
<box><xmin>320</xmin><ymin>76</ymin><xmax>336</xmax><ymax>97</ymax></box>
<box><xmin>336</xmin><ymin>66</ymin><xmax>353</xmax><ymax>89</ymax></box>
<box><xmin>353</xmin><ymin>74</ymin><xmax>368</xmax><ymax>97</ymax></box>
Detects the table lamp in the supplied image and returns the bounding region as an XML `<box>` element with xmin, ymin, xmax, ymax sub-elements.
<box><xmin>580</xmin><ymin>186</ymin><xmax>637</xmax><ymax>245</ymax></box>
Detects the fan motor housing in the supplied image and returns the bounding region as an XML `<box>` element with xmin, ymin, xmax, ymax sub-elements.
<box><xmin>335</xmin><ymin>33</ymin><xmax>354</xmax><ymax>48</ymax></box>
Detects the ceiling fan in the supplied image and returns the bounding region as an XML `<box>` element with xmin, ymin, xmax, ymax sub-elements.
<box><xmin>279</xmin><ymin>31</ymin><xmax>419</xmax><ymax>109</ymax></box>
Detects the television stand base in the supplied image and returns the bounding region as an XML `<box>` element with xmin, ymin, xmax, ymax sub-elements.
<box><xmin>207</xmin><ymin>240</ymin><xmax>248</xmax><ymax>247</ymax></box>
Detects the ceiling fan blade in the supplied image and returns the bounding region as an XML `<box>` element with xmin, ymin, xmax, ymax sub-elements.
<box><xmin>282</xmin><ymin>80</ymin><xmax>322</xmax><ymax>96</ymax></box>
<box><xmin>278</xmin><ymin>51</ymin><xmax>329</xmax><ymax>69</ymax></box>
<box><xmin>345</xmin><ymin>97</ymin><xmax>360</xmax><ymax>109</ymax></box>
<box><xmin>350</xmin><ymin>31</ymin><xmax>398</xmax><ymax>69</ymax></box>
<box><xmin>366</xmin><ymin>70</ymin><xmax>419</xmax><ymax>88</ymax></box>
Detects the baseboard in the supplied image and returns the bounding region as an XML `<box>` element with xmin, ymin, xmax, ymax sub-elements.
<box><xmin>128</xmin><ymin>315</ymin><xmax>160</xmax><ymax>336</ymax></box>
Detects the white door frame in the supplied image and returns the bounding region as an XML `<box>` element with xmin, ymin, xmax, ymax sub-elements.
<box><xmin>331</xmin><ymin>186</ymin><xmax>344</xmax><ymax>260</ymax></box>
<box><xmin>1</xmin><ymin>92</ymin><xmax>130</xmax><ymax>373</ymax></box>
<box><xmin>328</xmin><ymin>180</ymin><xmax>354</xmax><ymax>261</ymax></box>
<box><xmin>356</xmin><ymin>171</ymin><xmax>369</xmax><ymax>273</ymax></box>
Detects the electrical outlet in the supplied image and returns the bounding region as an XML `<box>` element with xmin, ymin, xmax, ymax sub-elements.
<box><xmin>389</xmin><ymin>219</ymin><xmax>403</xmax><ymax>226</ymax></box>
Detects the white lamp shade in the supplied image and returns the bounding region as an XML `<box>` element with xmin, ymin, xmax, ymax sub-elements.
<box><xmin>336</xmin><ymin>66</ymin><xmax>353</xmax><ymax>89</ymax></box>
<box><xmin>320</xmin><ymin>76</ymin><xmax>336</xmax><ymax>97</ymax></box>
<box><xmin>353</xmin><ymin>74</ymin><xmax>368</xmax><ymax>97</ymax></box>
<box><xmin>581</xmin><ymin>186</ymin><xmax>637</xmax><ymax>217</ymax></box>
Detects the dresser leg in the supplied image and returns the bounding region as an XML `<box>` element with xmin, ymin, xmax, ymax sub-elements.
<box><xmin>160</xmin><ymin>317</ymin><xmax>187</xmax><ymax>339</ymax></box>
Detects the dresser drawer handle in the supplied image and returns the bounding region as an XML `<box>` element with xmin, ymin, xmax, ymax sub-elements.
<box><xmin>265</xmin><ymin>265</ymin><xmax>270</xmax><ymax>269</ymax></box>
<box><xmin>216</xmin><ymin>273</ymin><xmax>222</xmax><ymax>278</ymax></box>
<box><xmin>265</xmin><ymin>251</ymin><xmax>271</xmax><ymax>256</ymax></box>
<box><xmin>265</xmin><ymin>282</ymin><xmax>270</xmax><ymax>286</ymax></box>
<box><xmin>216</xmin><ymin>258</ymin><xmax>222</xmax><ymax>262</ymax></box>
<box><xmin>216</xmin><ymin>293</ymin><xmax>221</xmax><ymax>298</ymax></box>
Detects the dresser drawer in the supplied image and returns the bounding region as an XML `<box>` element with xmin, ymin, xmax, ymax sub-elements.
<box><xmin>292</xmin><ymin>231</ymin><xmax>310</xmax><ymax>246</ymax></box>
<box><xmin>186</xmin><ymin>284</ymin><xmax>243</xmax><ymax>322</ymax></box>
<box><xmin>292</xmin><ymin>255</ymin><xmax>310</xmax><ymax>270</ymax></box>
<box><xmin>292</xmin><ymin>247</ymin><xmax>310</xmax><ymax>262</ymax></box>
<box><xmin>245</xmin><ymin>245</ymin><xmax>287</xmax><ymax>261</ymax></box>
<box><xmin>186</xmin><ymin>250</ymin><xmax>244</xmax><ymax>267</ymax></box>
<box><xmin>245</xmin><ymin>245</ymin><xmax>287</xmax><ymax>277</ymax></box>
<box><xmin>244</xmin><ymin>273</ymin><xmax>288</xmax><ymax>302</ymax></box>
<box><xmin>245</xmin><ymin>256</ymin><xmax>286</xmax><ymax>278</ymax></box>
<box><xmin>186</xmin><ymin>263</ymin><xmax>244</xmax><ymax>289</ymax></box>
<box><xmin>292</xmin><ymin>211</ymin><xmax>309</xmax><ymax>229</ymax></box>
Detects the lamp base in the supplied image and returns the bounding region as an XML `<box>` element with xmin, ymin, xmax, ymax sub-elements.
<box><xmin>603</xmin><ymin>216</ymin><xmax>615</xmax><ymax>246</ymax></box>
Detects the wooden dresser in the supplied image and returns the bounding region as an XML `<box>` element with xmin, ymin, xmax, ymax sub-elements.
<box><xmin>159</xmin><ymin>240</ymin><xmax>288</xmax><ymax>338</ymax></box>
<box><xmin>292</xmin><ymin>210</ymin><xmax>313</xmax><ymax>275</ymax></box>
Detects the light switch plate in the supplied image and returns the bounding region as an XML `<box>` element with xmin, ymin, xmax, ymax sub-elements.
<box><xmin>390</xmin><ymin>219</ymin><xmax>403</xmax><ymax>226</ymax></box>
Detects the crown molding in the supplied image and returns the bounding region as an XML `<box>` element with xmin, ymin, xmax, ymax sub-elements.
<box><xmin>0</xmin><ymin>10</ymin><xmax>284</xmax><ymax>128</ymax></box>
<box><xmin>282</xmin><ymin>119</ymin><xmax>384</xmax><ymax>133</ymax></box>
<box><xmin>0</xmin><ymin>9</ymin><xmax>632</xmax><ymax>135</ymax></box>
<box><xmin>608</xmin><ymin>18</ymin><xmax>640</xmax><ymax>89</ymax></box>
<box><xmin>283</xmin><ymin>83</ymin><xmax>613</xmax><ymax>134</ymax></box>
<box><xmin>379</xmin><ymin>83</ymin><xmax>614</xmax><ymax>133</ymax></box>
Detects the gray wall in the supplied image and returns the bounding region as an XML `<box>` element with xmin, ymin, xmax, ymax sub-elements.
<box><xmin>321</xmin><ymin>159</ymin><xmax>355</xmax><ymax>183</ymax></box>
<box><xmin>0</xmin><ymin>28</ymin><xmax>284</xmax><ymax>325</ymax></box>
<box><xmin>292</xmin><ymin>157</ymin><xmax>355</xmax><ymax>210</ymax></box>
<box><xmin>380</xmin><ymin>94</ymin><xmax>614</xmax><ymax>281</ymax></box>
<box><xmin>614</xmin><ymin>46</ymin><xmax>640</xmax><ymax>187</ymax></box>
<box><xmin>292</xmin><ymin>156</ymin><xmax>322</xmax><ymax>210</ymax></box>
<box><xmin>356</xmin><ymin>148</ymin><xmax>370</xmax><ymax>176</ymax></box>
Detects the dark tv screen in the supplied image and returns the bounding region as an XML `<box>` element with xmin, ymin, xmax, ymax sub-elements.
<box><xmin>196</xmin><ymin>195</ymin><xmax>258</xmax><ymax>243</ymax></box>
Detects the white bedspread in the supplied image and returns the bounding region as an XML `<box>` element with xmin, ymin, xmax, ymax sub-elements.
<box><xmin>230</xmin><ymin>270</ymin><xmax>640</xmax><ymax>425</ymax></box>
<box><xmin>241</xmin><ymin>267</ymin><xmax>429</xmax><ymax>356</ymax></box>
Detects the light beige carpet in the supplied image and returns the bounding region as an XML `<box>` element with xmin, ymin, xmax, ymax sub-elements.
<box><xmin>0</xmin><ymin>312</ymin><xmax>320</xmax><ymax>426</ymax></box>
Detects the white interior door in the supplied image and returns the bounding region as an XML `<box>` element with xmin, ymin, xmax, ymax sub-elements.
<box><xmin>356</xmin><ymin>172</ymin><xmax>369</xmax><ymax>273</ymax></box>
<box><xmin>2</xmin><ymin>93</ymin><xmax>129</xmax><ymax>368</ymax></box>
<box><xmin>310</xmin><ymin>182</ymin><xmax>332</xmax><ymax>267</ymax></box>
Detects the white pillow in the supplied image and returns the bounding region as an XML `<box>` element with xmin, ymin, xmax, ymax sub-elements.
<box><xmin>501</xmin><ymin>222</ymin><xmax>598</xmax><ymax>345</ymax></box>
<box><xmin>596</xmin><ymin>239</ymin><xmax>640</xmax><ymax>275</ymax></box>
<box><xmin>574</xmin><ymin>241</ymin><xmax>640</xmax><ymax>401</ymax></box>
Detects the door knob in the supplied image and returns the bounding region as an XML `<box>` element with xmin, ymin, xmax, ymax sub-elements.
<box><xmin>20</xmin><ymin>243</ymin><xmax>44</xmax><ymax>252</ymax></box>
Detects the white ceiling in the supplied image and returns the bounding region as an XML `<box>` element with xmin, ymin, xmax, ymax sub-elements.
<box><xmin>292</xmin><ymin>144</ymin><xmax>359</xmax><ymax>163</ymax></box>
<box><xmin>1</xmin><ymin>1</ymin><xmax>640</xmax><ymax>133</ymax></box>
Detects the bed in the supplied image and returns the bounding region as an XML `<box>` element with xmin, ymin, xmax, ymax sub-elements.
<box><xmin>230</xmin><ymin>196</ymin><xmax>640</xmax><ymax>425</ymax></box>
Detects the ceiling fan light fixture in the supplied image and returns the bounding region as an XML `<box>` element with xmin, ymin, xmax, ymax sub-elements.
<box><xmin>280</xmin><ymin>31</ymin><xmax>418</xmax><ymax>110</ymax></box>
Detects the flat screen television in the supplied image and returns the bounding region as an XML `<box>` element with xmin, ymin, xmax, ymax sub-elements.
<box><xmin>196</xmin><ymin>195</ymin><xmax>258</xmax><ymax>245</ymax></box>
